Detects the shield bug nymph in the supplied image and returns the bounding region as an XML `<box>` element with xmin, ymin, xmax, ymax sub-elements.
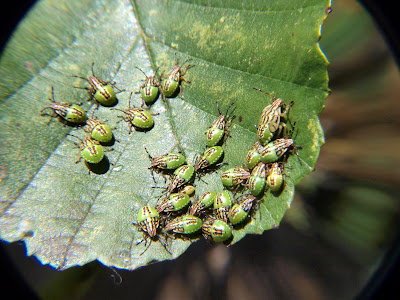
<box><xmin>165</xmin><ymin>215</ymin><xmax>203</xmax><ymax>239</ymax></box>
<box><xmin>221</xmin><ymin>166</ymin><xmax>251</xmax><ymax>190</ymax></box>
<box><xmin>168</xmin><ymin>165</ymin><xmax>195</xmax><ymax>193</ymax></box>
<box><xmin>40</xmin><ymin>87</ymin><xmax>87</xmax><ymax>125</ymax></box>
<box><xmin>266</xmin><ymin>162</ymin><xmax>285</xmax><ymax>193</ymax></box>
<box><xmin>135</xmin><ymin>66</ymin><xmax>162</xmax><ymax>105</ymax></box>
<box><xmin>259</xmin><ymin>138</ymin><xmax>294</xmax><ymax>164</ymax></box>
<box><xmin>205</xmin><ymin>102</ymin><xmax>236</xmax><ymax>147</ymax></box>
<box><xmin>145</xmin><ymin>146</ymin><xmax>186</xmax><ymax>182</ymax></box>
<box><xmin>156</xmin><ymin>187</ymin><xmax>194</xmax><ymax>215</ymax></box>
<box><xmin>72</xmin><ymin>62</ymin><xmax>124</xmax><ymax>107</ymax></box>
<box><xmin>228</xmin><ymin>194</ymin><xmax>258</xmax><ymax>225</ymax></box>
<box><xmin>161</xmin><ymin>58</ymin><xmax>194</xmax><ymax>99</ymax></box>
<box><xmin>253</xmin><ymin>88</ymin><xmax>293</xmax><ymax>145</ymax></box>
<box><xmin>194</xmin><ymin>146</ymin><xmax>224</xmax><ymax>173</ymax></box>
<box><xmin>188</xmin><ymin>191</ymin><xmax>217</xmax><ymax>216</ymax></box>
<box><xmin>245</xmin><ymin>140</ymin><xmax>263</xmax><ymax>170</ymax></box>
<box><xmin>202</xmin><ymin>216</ymin><xmax>233</xmax><ymax>243</ymax></box>
<box><xmin>248</xmin><ymin>162</ymin><xmax>267</xmax><ymax>196</ymax></box>
<box><xmin>70</xmin><ymin>134</ymin><xmax>108</xmax><ymax>165</ymax></box>
<box><xmin>259</xmin><ymin>120</ymin><xmax>302</xmax><ymax>164</ymax></box>
<box><xmin>213</xmin><ymin>190</ymin><xmax>233</xmax><ymax>223</ymax></box>
<box><xmin>111</xmin><ymin>92</ymin><xmax>159</xmax><ymax>134</ymax></box>
<box><xmin>84</xmin><ymin>117</ymin><xmax>114</xmax><ymax>143</ymax></box>
<box><xmin>133</xmin><ymin>205</ymin><xmax>170</xmax><ymax>255</ymax></box>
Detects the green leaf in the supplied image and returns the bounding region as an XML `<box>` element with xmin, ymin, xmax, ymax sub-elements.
<box><xmin>0</xmin><ymin>0</ymin><xmax>330</xmax><ymax>270</ymax></box>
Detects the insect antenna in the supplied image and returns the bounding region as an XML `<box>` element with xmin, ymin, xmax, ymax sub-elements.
<box><xmin>253</xmin><ymin>87</ymin><xmax>277</xmax><ymax>101</ymax></box>
<box><xmin>91</xmin><ymin>62</ymin><xmax>96</xmax><ymax>77</ymax></box>
<box><xmin>68</xmin><ymin>134</ymin><xmax>84</xmax><ymax>145</ymax></box>
<box><xmin>49</xmin><ymin>86</ymin><xmax>56</xmax><ymax>102</ymax></box>
<box><xmin>71</xmin><ymin>74</ymin><xmax>88</xmax><ymax>81</ymax></box>
<box><xmin>144</xmin><ymin>146</ymin><xmax>153</xmax><ymax>160</ymax></box>
<box><xmin>110</xmin><ymin>107</ymin><xmax>128</xmax><ymax>114</ymax></box>
<box><xmin>39</xmin><ymin>106</ymin><xmax>54</xmax><ymax>115</ymax></box>
<box><xmin>153</xmin><ymin>65</ymin><xmax>161</xmax><ymax>77</ymax></box>
<box><xmin>134</xmin><ymin>66</ymin><xmax>149</xmax><ymax>79</ymax></box>
<box><xmin>226</xmin><ymin>102</ymin><xmax>236</xmax><ymax>117</ymax></box>
<box><xmin>128</xmin><ymin>91</ymin><xmax>135</xmax><ymax>109</ymax></box>
<box><xmin>181</xmin><ymin>58</ymin><xmax>193</xmax><ymax>67</ymax></box>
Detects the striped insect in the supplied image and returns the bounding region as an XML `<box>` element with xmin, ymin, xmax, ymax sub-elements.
<box><xmin>72</xmin><ymin>62</ymin><xmax>124</xmax><ymax>107</ymax></box>
<box><xmin>165</xmin><ymin>215</ymin><xmax>203</xmax><ymax>237</ymax></box>
<box><xmin>135</xmin><ymin>66</ymin><xmax>162</xmax><ymax>105</ymax></box>
<box><xmin>228</xmin><ymin>194</ymin><xmax>258</xmax><ymax>225</ymax></box>
<box><xmin>133</xmin><ymin>206</ymin><xmax>170</xmax><ymax>255</ymax></box>
<box><xmin>248</xmin><ymin>162</ymin><xmax>267</xmax><ymax>196</ymax></box>
<box><xmin>254</xmin><ymin>88</ymin><xmax>293</xmax><ymax>146</ymax></box>
<box><xmin>259</xmin><ymin>138</ymin><xmax>294</xmax><ymax>164</ymax></box>
<box><xmin>213</xmin><ymin>190</ymin><xmax>233</xmax><ymax>223</ymax></box>
<box><xmin>245</xmin><ymin>140</ymin><xmax>263</xmax><ymax>170</ymax></box>
<box><xmin>161</xmin><ymin>58</ymin><xmax>194</xmax><ymax>99</ymax></box>
<box><xmin>84</xmin><ymin>117</ymin><xmax>113</xmax><ymax>143</ymax></box>
<box><xmin>70</xmin><ymin>135</ymin><xmax>110</xmax><ymax>165</ymax></box>
<box><xmin>188</xmin><ymin>191</ymin><xmax>217</xmax><ymax>216</ymax></box>
<box><xmin>156</xmin><ymin>185</ymin><xmax>195</xmax><ymax>214</ymax></box>
<box><xmin>202</xmin><ymin>216</ymin><xmax>232</xmax><ymax>243</ymax></box>
<box><xmin>266</xmin><ymin>162</ymin><xmax>285</xmax><ymax>192</ymax></box>
<box><xmin>221</xmin><ymin>166</ymin><xmax>250</xmax><ymax>190</ymax></box>
<box><xmin>194</xmin><ymin>146</ymin><xmax>224</xmax><ymax>173</ymax></box>
<box><xmin>168</xmin><ymin>165</ymin><xmax>195</xmax><ymax>193</ymax></box>
<box><xmin>69</xmin><ymin>134</ymin><xmax>113</xmax><ymax>174</ymax></box>
<box><xmin>40</xmin><ymin>87</ymin><xmax>87</xmax><ymax>125</ymax></box>
<box><xmin>145</xmin><ymin>147</ymin><xmax>185</xmax><ymax>182</ymax></box>
<box><xmin>111</xmin><ymin>92</ymin><xmax>158</xmax><ymax>134</ymax></box>
<box><xmin>205</xmin><ymin>102</ymin><xmax>236</xmax><ymax>147</ymax></box>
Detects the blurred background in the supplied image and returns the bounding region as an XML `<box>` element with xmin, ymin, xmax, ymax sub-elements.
<box><xmin>1</xmin><ymin>0</ymin><xmax>400</xmax><ymax>299</ymax></box>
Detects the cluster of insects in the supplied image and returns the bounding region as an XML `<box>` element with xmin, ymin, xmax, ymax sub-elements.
<box><xmin>133</xmin><ymin>89</ymin><xmax>300</xmax><ymax>255</ymax></box>
<box><xmin>40</xmin><ymin>60</ymin><xmax>192</xmax><ymax>173</ymax></box>
<box><xmin>220</xmin><ymin>89</ymin><xmax>300</xmax><ymax>206</ymax></box>
<box><xmin>40</xmin><ymin>59</ymin><xmax>301</xmax><ymax>256</ymax></box>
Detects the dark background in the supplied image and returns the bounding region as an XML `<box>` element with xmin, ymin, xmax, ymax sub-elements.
<box><xmin>1</xmin><ymin>1</ymin><xmax>400</xmax><ymax>299</ymax></box>
<box><xmin>352</xmin><ymin>1</ymin><xmax>400</xmax><ymax>299</ymax></box>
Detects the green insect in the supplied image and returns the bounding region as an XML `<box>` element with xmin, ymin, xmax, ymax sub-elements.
<box><xmin>266</xmin><ymin>162</ymin><xmax>284</xmax><ymax>192</ymax></box>
<box><xmin>214</xmin><ymin>190</ymin><xmax>233</xmax><ymax>209</ymax></box>
<box><xmin>253</xmin><ymin>88</ymin><xmax>293</xmax><ymax>146</ymax></box>
<box><xmin>202</xmin><ymin>217</ymin><xmax>232</xmax><ymax>243</ymax></box>
<box><xmin>40</xmin><ymin>87</ymin><xmax>87</xmax><ymax>125</ymax></box>
<box><xmin>161</xmin><ymin>58</ymin><xmax>193</xmax><ymax>99</ymax></box>
<box><xmin>188</xmin><ymin>191</ymin><xmax>217</xmax><ymax>216</ymax></box>
<box><xmin>168</xmin><ymin>165</ymin><xmax>195</xmax><ymax>193</ymax></box>
<box><xmin>165</xmin><ymin>215</ymin><xmax>203</xmax><ymax>235</ymax></box>
<box><xmin>72</xmin><ymin>62</ymin><xmax>124</xmax><ymax>107</ymax></box>
<box><xmin>248</xmin><ymin>162</ymin><xmax>267</xmax><ymax>196</ymax></box>
<box><xmin>205</xmin><ymin>102</ymin><xmax>236</xmax><ymax>147</ymax></box>
<box><xmin>245</xmin><ymin>140</ymin><xmax>263</xmax><ymax>170</ymax></box>
<box><xmin>228</xmin><ymin>194</ymin><xmax>258</xmax><ymax>225</ymax></box>
<box><xmin>71</xmin><ymin>135</ymin><xmax>106</xmax><ymax>165</ymax></box>
<box><xmin>84</xmin><ymin>117</ymin><xmax>113</xmax><ymax>143</ymax></box>
<box><xmin>214</xmin><ymin>190</ymin><xmax>233</xmax><ymax>222</ymax></box>
<box><xmin>111</xmin><ymin>93</ymin><xmax>158</xmax><ymax>134</ymax></box>
<box><xmin>194</xmin><ymin>146</ymin><xmax>224</xmax><ymax>172</ymax></box>
<box><xmin>133</xmin><ymin>205</ymin><xmax>170</xmax><ymax>255</ymax></box>
<box><xmin>221</xmin><ymin>166</ymin><xmax>250</xmax><ymax>189</ymax></box>
<box><xmin>135</xmin><ymin>66</ymin><xmax>162</xmax><ymax>105</ymax></box>
<box><xmin>259</xmin><ymin>138</ymin><xmax>294</xmax><ymax>164</ymax></box>
<box><xmin>180</xmin><ymin>184</ymin><xmax>196</xmax><ymax>196</ymax></box>
<box><xmin>156</xmin><ymin>186</ymin><xmax>194</xmax><ymax>214</ymax></box>
<box><xmin>145</xmin><ymin>147</ymin><xmax>185</xmax><ymax>182</ymax></box>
